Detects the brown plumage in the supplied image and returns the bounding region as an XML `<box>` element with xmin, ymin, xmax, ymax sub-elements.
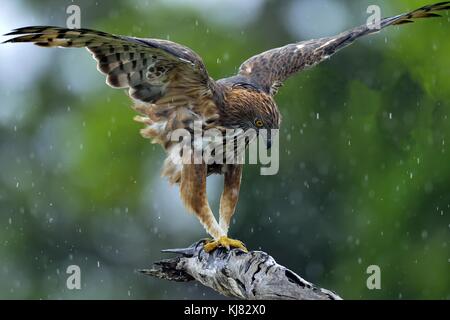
<box><xmin>3</xmin><ymin>2</ymin><xmax>449</xmax><ymax>251</ymax></box>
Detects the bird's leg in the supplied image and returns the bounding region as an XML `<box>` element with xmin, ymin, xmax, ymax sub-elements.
<box><xmin>219</xmin><ymin>164</ymin><xmax>243</xmax><ymax>235</ymax></box>
<box><xmin>180</xmin><ymin>163</ymin><xmax>224</xmax><ymax>240</ymax></box>
<box><xmin>204</xmin><ymin>164</ymin><xmax>247</xmax><ymax>253</ymax></box>
<box><xmin>180</xmin><ymin>163</ymin><xmax>247</xmax><ymax>253</ymax></box>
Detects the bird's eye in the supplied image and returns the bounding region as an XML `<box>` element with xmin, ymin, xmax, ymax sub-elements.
<box><xmin>254</xmin><ymin>119</ymin><xmax>264</xmax><ymax>127</ymax></box>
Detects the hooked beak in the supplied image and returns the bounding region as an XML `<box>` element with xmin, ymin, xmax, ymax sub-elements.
<box><xmin>265</xmin><ymin>131</ymin><xmax>272</xmax><ymax>149</ymax></box>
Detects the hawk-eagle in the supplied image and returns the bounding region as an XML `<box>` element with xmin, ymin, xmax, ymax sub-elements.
<box><xmin>4</xmin><ymin>2</ymin><xmax>449</xmax><ymax>252</ymax></box>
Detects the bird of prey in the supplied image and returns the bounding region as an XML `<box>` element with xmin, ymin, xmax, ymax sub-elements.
<box><xmin>4</xmin><ymin>2</ymin><xmax>449</xmax><ymax>252</ymax></box>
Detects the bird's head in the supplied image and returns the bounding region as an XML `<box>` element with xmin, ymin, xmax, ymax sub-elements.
<box><xmin>222</xmin><ymin>84</ymin><xmax>281</xmax><ymax>149</ymax></box>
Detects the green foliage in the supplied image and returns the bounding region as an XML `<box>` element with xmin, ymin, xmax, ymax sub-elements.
<box><xmin>0</xmin><ymin>0</ymin><xmax>448</xmax><ymax>299</ymax></box>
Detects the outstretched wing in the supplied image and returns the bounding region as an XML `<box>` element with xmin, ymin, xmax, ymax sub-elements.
<box><xmin>4</xmin><ymin>26</ymin><xmax>225</xmax><ymax>184</ymax></box>
<box><xmin>3</xmin><ymin>26</ymin><xmax>213</xmax><ymax>105</ymax></box>
<box><xmin>238</xmin><ymin>2</ymin><xmax>450</xmax><ymax>95</ymax></box>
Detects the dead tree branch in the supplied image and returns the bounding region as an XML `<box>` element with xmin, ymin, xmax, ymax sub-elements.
<box><xmin>139</xmin><ymin>240</ymin><xmax>342</xmax><ymax>300</ymax></box>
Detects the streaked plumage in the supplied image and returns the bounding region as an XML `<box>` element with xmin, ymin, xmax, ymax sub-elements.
<box><xmin>3</xmin><ymin>2</ymin><xmax>449</xmax><ymax>251</ymax></box>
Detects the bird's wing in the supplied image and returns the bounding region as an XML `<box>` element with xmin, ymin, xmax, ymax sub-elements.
<box><xmin>4</xmin><ymin>26</ymin><xmax>226</xmax><ymax>185</ymax></box>
<box><xmin>3</xmin><ymin>26</ymin><xmax>216</xmax><ymax>107</ymax></box>
<box><xmin>238</xmin><ymin>2</ymin><xmax>450</xmax><ymax>95</ymax></box>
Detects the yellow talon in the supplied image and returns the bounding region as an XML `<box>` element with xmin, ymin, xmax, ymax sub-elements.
<box><xmin>203</xmin><ymin>236</ymin><xmax>248</xmax><ymax>253</ymax></box>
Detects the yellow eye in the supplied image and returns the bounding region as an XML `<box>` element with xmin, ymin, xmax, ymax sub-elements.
<box><xmin>255</xmin><ymin>119</ymin><xmax>264</xmax><ymax>127</ymax></box>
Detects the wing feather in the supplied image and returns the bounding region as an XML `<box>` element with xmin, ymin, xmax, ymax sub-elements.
<box><xmin>238</xmin><ymin>2</ymin><xmax>450</xmax><ymax>95</ymax></box>
<box><xmin>3</xmin><ymin>26</ymin><xmax>225</xmax><ymax>184</ymax></box>
<box><xmin>4</xmin><ymin>26</ymin><xmax>213</xmax><ymax>104</ymax></box>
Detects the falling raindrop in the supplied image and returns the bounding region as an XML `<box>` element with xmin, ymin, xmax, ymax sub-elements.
<box><xmin>421</xmin><ymin>230</ymin><xmax>428</xmax><ymax>239</ymax></box>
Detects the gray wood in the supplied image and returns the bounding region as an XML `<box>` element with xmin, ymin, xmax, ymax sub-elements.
<box><xmin>139</xmin><ymin>240</ymin><xmax>342</xmax><ymax>300</ymax></box>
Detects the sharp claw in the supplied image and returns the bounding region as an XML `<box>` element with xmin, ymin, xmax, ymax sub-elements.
<box><xmin>238</xmin><ymin>244</ymin><xmax>249</xmax><ymax>253</ymax></box>
<box><xmin>202</xmin><ymin>242</ymin><xmax>215</xmax><ymax>253</ymax></box>
<box><xmin>202</xmin><ymin>236</ymin><xmax>248</xmax><ymax>253</ymax></box>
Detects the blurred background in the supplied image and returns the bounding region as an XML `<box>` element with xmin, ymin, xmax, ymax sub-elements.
<box><xmin>0</xmin><ymin>0</ymin><xmax>449</xmax><ymax>299</ymax></box>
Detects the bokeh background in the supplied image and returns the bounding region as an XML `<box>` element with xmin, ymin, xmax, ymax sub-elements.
<box><xmin>0</xmin><ymin>0</ymin><xmax>449</xmax><ymax>299</ymax></box>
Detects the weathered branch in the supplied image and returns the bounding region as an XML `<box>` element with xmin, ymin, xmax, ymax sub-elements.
<box><xmin>139</xmin><ymin>240</ymin><xmax>342</xmax><ymax>300</ymax></box>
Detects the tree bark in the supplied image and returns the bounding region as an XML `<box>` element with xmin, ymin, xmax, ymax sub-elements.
<box><xmin>139</xmin><ymin>240</ymin><xmax>342</xmax><ymax>300</ymax></box>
